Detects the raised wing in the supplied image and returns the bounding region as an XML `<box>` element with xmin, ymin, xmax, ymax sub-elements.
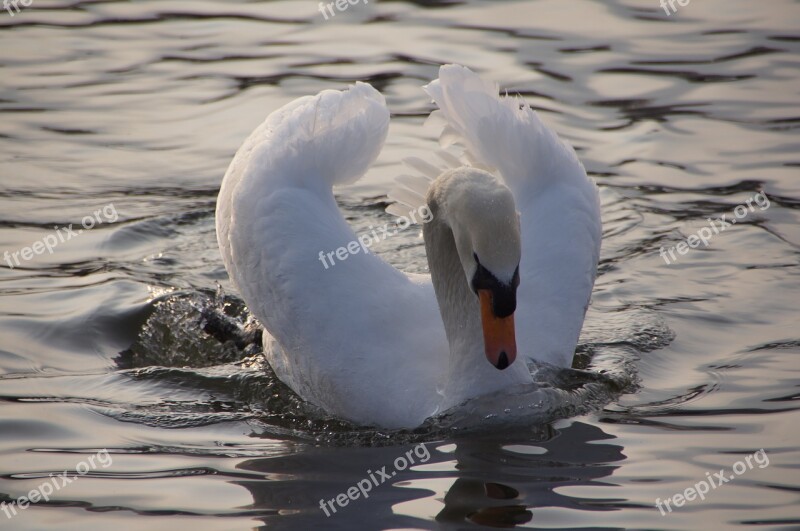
<box><xmin>416</xmin><ymin>65</ymin><xmax>602</xmax><ymax>367</ymax></box>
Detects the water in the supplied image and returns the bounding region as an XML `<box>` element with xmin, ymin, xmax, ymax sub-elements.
<box><xmin>1</xmin><ymin>0</ymin><xmax>799</xmax><ymax>529</ymax></box>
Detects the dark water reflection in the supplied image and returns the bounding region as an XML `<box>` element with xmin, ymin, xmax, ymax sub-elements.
<box><xmin>234</xmin><ymin>422</ymin><xmax>624</xmax><ymax>530</ymax></box>
<box><xmin>1</xmin><ymin>0</ymin><xmax>799</xmax><ymax>529</ymax></box>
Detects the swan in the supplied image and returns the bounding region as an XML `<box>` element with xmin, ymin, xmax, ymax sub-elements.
<box><xmin>215</xmin><ymin>65</ymin><xmax>601</xmax><ymax>429</ymax></box>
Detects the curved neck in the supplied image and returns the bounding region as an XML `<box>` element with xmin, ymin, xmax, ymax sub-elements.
<box><xmin>423</xmin><ymin>206</ymin><xmax>531</xmax><ymax>412</ymax></box>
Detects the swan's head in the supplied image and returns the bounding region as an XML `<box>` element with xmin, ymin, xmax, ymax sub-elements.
<box><xmin>431</xmin><ymin>168</ymin><xmax>522</xmax><ymax>370</ymax></box>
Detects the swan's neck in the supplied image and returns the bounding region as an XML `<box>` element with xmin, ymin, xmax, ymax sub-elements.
<box><xmin>423</xmin><ymin>214</ymin><xmax>531</xmax><ymax>411</ymax></box>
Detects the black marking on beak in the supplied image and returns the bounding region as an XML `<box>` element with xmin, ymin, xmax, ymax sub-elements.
<box><xmin>471</xmin><ymin>253</ymin><xmax>520</xmax><ymax>318</ymax></box>
<box><xmin>495</xmin><ymin>351</ymin><xmax>510</xmax><ymax>370</ymax></box>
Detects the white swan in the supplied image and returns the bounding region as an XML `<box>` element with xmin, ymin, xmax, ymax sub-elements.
<box><xmin>216</xmin><ymin>65</ymin><xmax>601</xmax><ymax>429</ymax></box>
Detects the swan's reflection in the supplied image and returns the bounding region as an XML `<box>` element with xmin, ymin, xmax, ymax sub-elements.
<box><xmin>436</xmin><ymin>479</ymin><xmax>533</xmax><ymax>527</ymax></box>
<box><xmin>233</xmin><ymin>420</ymin><xmax>624</xmax><ymax>529</ymax></box>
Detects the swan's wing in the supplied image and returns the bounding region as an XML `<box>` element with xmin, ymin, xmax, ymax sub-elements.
<box><xmin>385</xmin><ymin>150</ymin><xmax>464</xmax><ymax>217</ymax></box>
<box><xmin>216</xmin><ymin>82</ymin><xmax>446</xmax><ymax>427</ymax></box>
<box><xmin>217</xmin><ymin>82</ymin><xmax>386</xmax><ymax>275</ymax></box>
<box><xmin>422</xmin><ymin>64</ymin><xmax>602</xmax><ymax>367</ymax></box>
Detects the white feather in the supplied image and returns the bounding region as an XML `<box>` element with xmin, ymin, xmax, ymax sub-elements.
<box><xmin>422</xmin><ymin>64</ymin><xmax>602</xmax><ymax>367</ymax></box>
<box><xmin>216</xmin><ymin>66</ymin><xmax>602</xmax><ymax>428</ymax></box>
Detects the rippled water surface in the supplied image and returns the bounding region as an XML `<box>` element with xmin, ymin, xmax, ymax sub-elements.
<box><xmin>1</xmin><ymin>1</ymin><xmax>799</xmax><ymax>529</ymax></box>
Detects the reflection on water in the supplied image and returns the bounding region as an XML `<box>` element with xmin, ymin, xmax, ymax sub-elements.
<box><xmin>233</xmin><ymin>421</ymin><xmax>625</xmax><ymax>529</ymax></box>
<box><xmin>1</xmin><ymin>0</ymin><xmax>799</xmax><ymax>529</ymax></box>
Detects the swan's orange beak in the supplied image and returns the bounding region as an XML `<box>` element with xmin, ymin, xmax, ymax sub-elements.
<box><xmin>478</xmin><ymin>289</ymin><xmax>517</xmax><ymax>370</ymax></box>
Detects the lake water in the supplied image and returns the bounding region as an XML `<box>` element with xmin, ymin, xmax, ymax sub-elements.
<box><xmin>1</xmin><ymin>1</ymin><xmax>799</xmax><ymax>529</ymax></box>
